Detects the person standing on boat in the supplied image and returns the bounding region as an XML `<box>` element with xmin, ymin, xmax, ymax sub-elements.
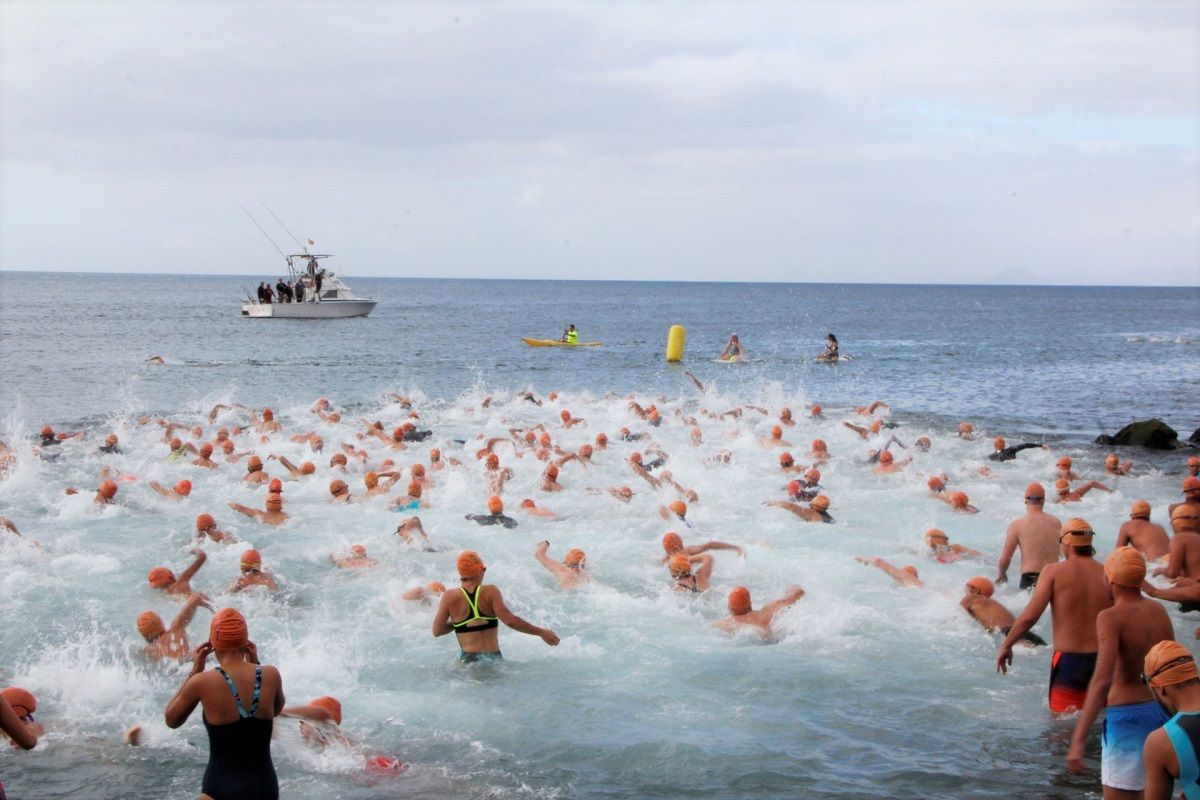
<box><xmin>294</xmin><ymin>278</ymin><xmax>305</xmax><ymax>303</ymax></box>
<box><xmin>562</xmin><ymin>324</ymin><xmax>578</xmax><ymax>344</ymax></box>
<box><xmin>275</xmin><ymin>279</ymin><xmax>291</xmax><ymax>303</ymax></box>
<box><xmin>314</xmin><ymin>269</ymin><xmax>324</xmax><ymax>301</ymax></box>
<box><xmin>256</xmin><ymin>283</ymin><xmax>267</xmax><ymax>303</ymax></box>
<box><xmin>263</xmin><ymin>282</ymin><xmax>274</xmax><ymax>304</ymax></box>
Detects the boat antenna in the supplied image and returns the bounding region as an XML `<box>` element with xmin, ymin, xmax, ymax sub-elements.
<box><xmin>261</xmin><ymin>203</ymin><xmax>307</xmax><ymax>253</ymax></box>
<box><xmin>239</xmin><ymin>203</ymin><xmax>288</xmax><ymax>261</ymax></box>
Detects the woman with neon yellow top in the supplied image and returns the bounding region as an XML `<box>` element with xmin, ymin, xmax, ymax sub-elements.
<box><xmin>432</xmin><ymin>550</ymin><xmax>560</xmax><ymax>663</ymax></box>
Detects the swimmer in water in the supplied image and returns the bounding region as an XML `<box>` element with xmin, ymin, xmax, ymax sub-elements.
<box><xmin>658</xmin><ymin>470</ymin><xmax>699</xmax><ymax>503</ymax></box>
<box><xmin>136</xmin><ymin>592</ymin><xmax>209</xmax><ymax>661</ymax></box>
<box><xmin>272</xmin><ymin>455</ymin><xmax>317</xmax><ymax>479</ymax></box>
<box><xmin>716</xmin><ymin>585</ymin><xmax>805</xmax><ymax>638</ymax></box>
<box><xmin>763</xmin><ymin>494</ymin><xmax>834</xmax><ymax>523</ymax></box>
<box><xmin>195</xmin><ymin>513</ymin><xmax>237</xmax><ymax>544</ymax></box>
<box><xmin>95</xmin><ymin>479</ymin><xmax>119</xmax><ymax>505</ymax></box>
<box><xmin>810</xmin><ymin>439</ymin><xmax>829</xmax><ymax>465</ymax></box>
<box><xmin>1172</xmin><ymin>477</ymin><xmax>1200</xmax><ymax>518</ymax></box>
<box><xmin>659</xmin><ymin>500</ymin><xmax>691</xmax><ymax>526</ymax></box>
<box><xmin>559</xmin><ymin>409</ymin><xmax>585</xmax><ymax>429</ymax></box>
<box><xmin>668</xmin><ymin>553</ymin><xmax>714</xmax><ymax>593</ymax></box>
<box><xmin>432</xmin><ymin>550</ymin><xmax>559</xmax><ymax>663</ymax></box>
<box><xmin>932</xmin><ymin>490</ymin><xmax>979</xmax><ymax>514</ymax></box>
<box><xmin>995</xmin><ymin>483</ymin><xmax>1062</xmax><ymax>591</ymax></box>
<box><xmin>1115</xmin><ymin>500</ymin><xmax>1169</xmax><ymax>563</ymax></box>
<box><xmin>391</xmin><ymin>517</ymin><xmax>434</xmax><ymax>550</ymax></box>
<box><xmin>149</xmin><ymin>479</ymin><xmax>192</xmax><ymax>501</ymax></box>
<box><xmin>629</xmin><ymin>453</ymin><xmax>663</xmax><ymax>489</ymax></box>
<box><xmin>519</xmin><ymin>498</ymin><xmax>556</xmax><ymax>518</ymax></box>
<box><xmin>988</xmin><ymin>437</ymin><xmax>1043</xmax><ymax>462</ymax></box>
<box><xmin>658</xmin><ymin>531</ymin><xmax>745</xmax><ymax>563</ymax></box>
<box><xmin>873</xmin><ymin>450</ymin><xmax>911</xmax><ymax>475</ymax></box>
<box><xmin>328</xmin><ymin>479</ymin><xmax>354</xmax><ymax>503</ymax></box>
<box><xmin>816</xmin><ymin>333</ymin><xmax>839</xmax><ymax>362</ymax></box>
<box><xmin>778</xmin><ymin>452</ymin><xmax>806</xmax><ymax>474</ymax></box>
<box><xmin>541</xmin><ymin>463</ymin><xmax>565</xmax><ymax>492</ymax></box>
<box><xmin>534</xmin><ymin>541</ymin><xmax>590</xmax><ymax>590</ymax></box>
<box><xmin>925</xmin><ymin>529</ymin><xmax>982</xmax><ymax>562</ymax></box>
<box><xmin>465</xmin><ymin>496</ymin><xmax>518</xmax><ymax>528</ymax></box>
<box><xmin>402</xmin><ymin>581</ymin><xmax>446</xmax><ymax>604</ymax></box>
<box><xmin>99</xmin><ymin>433</ymin><xmax>122</xmax><ymax>455</ymax></box>
<box><xmin>957</xmin><ymin>422</ymin><xmax>975</xmax><ymax>440</ymax></box>
<box><xmin>1104</xmin><ymin>453</ymin><xmax>1134</xmax><ymax>476</ymax></box>
<box><xmin>1189</xmin><ymin>455</ymin><xmax>1200</xmax><ymax>478</ymax></box>
<box><xmin>147</xmin><ymin>548</ymin><xmax>210</xmax><ymax>598</ymax></box>
<box><xmin>1151</xmin><ymin>505</ymin><xmax>1200</xmax><ymax>583</ymax></box>
<box><xmin>280</xmin><ymin>696</ymin><xmax>350</xmax><ymax>748</ymax></box>
<box><xmin>392</xmin><ymin>481</ymin><xmax>424</xmax><ymax>511</ymax></box>
<box><xmin>252</xmin><ymin>407</ymin><xmax>282</xmax><ymax>435</ymax></box>
<box><xmin>960</xmin><ymin>578</ymin><xmax>1046</xmax><ymax>645</ymax></box>
<box><xmin>483</xmin><ymin>453</ymin><xmax>514</xmax><ymax>494</ymax></box>
<box><xmin>1053</xmin><ymin>478</ymin><xmax>1114</xmax><ymax>503</ymax></box>
<box><xmin>228</xmin><ymin>492</ymin><xmax>289</xmax><ymax>525</ymax></box>
<box><xmin>191</xmin><ymin>442</ymin><xmax>218</xmax><ymax>469</ymax></box>
<box><xmin>0</xmin><ymin>688</ymin><xmax>40</xmax><ymax>749</ymax></box>
<box><xmin>145</xmin><ymin>355</ymin><xmax>166</xmax><ymax>365</ymax></box>
<box><xmin>855</xmin><ymin>557</ymin><xmax>924</xmax><ymax>588</ymax></box>
<box><xmin>717</xmin><ymin>334</ymin><xmax>747</xmax><ymax>362</ymax></box>
<box><xmin>761</xmin><ymin>426</ymin><xmax>791</xmax><ymax>448</ymax></box>
<box><xmin>230</xmin><ymin>549</ymin><xmax>279</xmax><ymax>592</ymax></box>
<box><xmin>1055</xmin><ymin>456</ymin><xmax>1081</xmax><ymax>482</ymax></box>
<box><xmin>362</xmin><ymin>471</ymin><xmax>399</xmax><ymax>498</ymax></box>
<box><xmin>332</xmin><ymin>544</ymin><xmax>378</xmax><ymax>569</ymax></box>
<box><xmin>914</xmin><ymin>436</ymin><xmax>931</xmax><ymax>452</ymax></box>
<box><xmin>242</xmin><ymin>455</ymin><xmax>270</xmax><ymax>485</ymax></box>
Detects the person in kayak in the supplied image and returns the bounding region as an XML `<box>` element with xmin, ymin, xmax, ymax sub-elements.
<box><xmin>817</xmin><ymin>333</ymin><xmax>839</xmax><ymax>362</ymax></box>
<box><xmin>561</xmin><ymin>324</ymin><xmax>579</xmax><ymax>344</ymax></box>
<box><xmin>717</xmin><ymin>334</ymin><xmax>747</xmax><ymax>362</ymax></box>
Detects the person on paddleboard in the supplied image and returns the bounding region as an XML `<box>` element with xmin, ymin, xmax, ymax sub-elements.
<box><xmin>817</xmin><ymin>333</ymin><xmax>839</xmax><ymax>362</ymax></box>
<box><xmin>717</xmin><ymin>334</ymin><xmax>746</xmax><ymax>362</ymax></box>
<box><xmin>561</xmin><ymin>324</ymin><xmax>579</xmax><ymax>344</ymax></box>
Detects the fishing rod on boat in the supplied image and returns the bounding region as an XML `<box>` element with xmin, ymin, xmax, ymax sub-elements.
<box><xmin>239</xmin><ymin>202</ymin><xmax>288</xmax><ymax>261</ymax></box>
<box><xmin>261</xmin><ymin>203</ymin><xmax>307</xmax><ymax>253</ymax></box>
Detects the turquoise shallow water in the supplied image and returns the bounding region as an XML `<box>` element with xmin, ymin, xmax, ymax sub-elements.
<box><xmin>0</xmin><ymin>271</ymin><xmax>1198</xmax><ymax>798</ymax></box>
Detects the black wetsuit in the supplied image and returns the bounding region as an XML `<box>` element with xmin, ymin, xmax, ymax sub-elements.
<box><xmin>1020</xmin><ymin>572</ymin><xmax>1040</xmax><ymax>591</ymax></box>
<box><xmin>40</xmin><ymin>435</ymin><xmax>59</xmax><ymax>447</ymax></box>
<box><xmin>1001</xmin><ymin>626</ymin><xmax>1047</xmax><ymax>647</ymax></box>
<box><xmin>402</xmin><ymin>429</ymin><xmax>434</xmax><ymax>442</ymax></box>
<box><xmin>643</xmin><ymin>457</ymin><xmax>666</xmax><ymax>471</ymax></box>
<box><xmin>202</xmin><ymin>666</ymin><xmax>277</xmax><ymax>800</ymax></box>
<box><xmin>466</xmin><ymin>513</ymin><xmax>518</xmax><ymax>529</ymax></box>
<box><xmin>294</xmin><ymin>281</ymin><xmax>305</xmax><ymax>302</ymax></box>
<box><xmin>989</xmin><ymin>443</ymin><xmax>1041</xmax><ymax>462</ymax></box>
<box><xmin>818</xmin><ymin>511</ymin><xmax>834</xmax><ymax>524</ymax></box>
<box><xmin>99</xmin><ymin>444</ymin><xmax>121</xmax><ymax>455</ymax></box>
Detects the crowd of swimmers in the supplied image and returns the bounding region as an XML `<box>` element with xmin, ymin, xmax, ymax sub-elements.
<box><xmin>2</xmin><ymin>387</ymin><xmax>1200</xmax><ymax>799</ymax></box>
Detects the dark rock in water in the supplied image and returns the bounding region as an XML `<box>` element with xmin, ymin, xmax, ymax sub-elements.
<box><xmin>1095</xmin><ymin>419</ymin><xmax>1179</xmax><ymax>450</ymax></box>
<box><xmin>1191</xmin><ymin>427</ymin><xmax>1200</xmax><ymax>444</ymax></box>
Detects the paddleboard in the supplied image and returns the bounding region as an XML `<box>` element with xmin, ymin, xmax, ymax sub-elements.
<box><xmin>814</xmin><ymin>355</ymin><xmax>854</xmax><ymax>363</ymax></box>
<box><xmin>712</xmin><ymin>357</ymin><xmax>754</xmax><ymax>364</ymax></box>
<box><xmin>522</xmin><ymin>338</ymin><xmax>603</xmax><ymax>348</ymax></box>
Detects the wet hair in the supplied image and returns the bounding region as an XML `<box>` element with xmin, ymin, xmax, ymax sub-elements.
<box><xmin>1070</xmin><ymin>545</ymin><xmax>1095</xmax><ymax>557</ymax></box>
<box><xmin>827</xmin><ymin>333</ymin><xmax>838</xmax><ymax>344</ymax></box>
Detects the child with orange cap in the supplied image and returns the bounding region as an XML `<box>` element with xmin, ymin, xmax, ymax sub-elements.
<box><xmin>716</xmin><ymin>585</ymin><xmax>805</xmax><ymax>638</ymax></box>
<box><xmin>465</xmin><ymin>496</ymin><xmax>518</xmax><ymax>528</ymax></box>
<box><xmin>433</xmin><ymin>550</ymin><xmax>560</xmax><ymax>661</ymax></box>
<box><xmin>147</xmin><ymin>548</ymin><xmax>209</xmax><ymax>598</ymax></box>
<box><xmin>136</xmin><ymin>592</ymin><xmax>209</xmax><ymax>660</ymax></box>
<box><xmin>534</xmin><ymin>541</ymin><xmax>590</xmax><ymax>590</ymax></box>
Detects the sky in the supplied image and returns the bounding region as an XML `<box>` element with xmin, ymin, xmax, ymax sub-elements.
<box><xmin>1</xmin><ymin>1</ymin><xmax>1197</xmax><ymax>285</ymax></box>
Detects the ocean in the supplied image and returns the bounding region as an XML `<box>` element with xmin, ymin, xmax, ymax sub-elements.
<box><xmin>0</xmin><ymin>270</ymin><xmax>1198</xmax><ymax>798</ymax></box>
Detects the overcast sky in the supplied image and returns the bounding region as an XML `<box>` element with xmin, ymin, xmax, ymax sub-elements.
<box><xmin>1</xmin><ymin>1</ymin><xmax>1196</xmax><ymax>285</ymax></box>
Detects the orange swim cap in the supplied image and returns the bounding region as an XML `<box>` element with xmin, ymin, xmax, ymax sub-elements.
<box><xmin>924</xmin><ymin>528</ymin><xmax>949</xmax><ymax>545</ymax></box>
<box><xmin>241</xmin><ymin>549</ymin><xmax>262</xmax><ymax>567</ymax></box>
<box><xmin>199</xmin><ymin>442</ymin><xmax>214</xmax><ymax>458</ymax></box>
<box><xmin>927</xmin><ymin>476</ymin><xmax>945</xmax><ymax>492</ymax></box>
<box><xmin>965</xmin><ymin>577</ymin><xmax>994</xmax><ymax>597</ymax></box>
<box><xmin>915</xmin><ymin>436</ymin><xmax>931</xmax><ymax>448</ymax></box>
<box><xmin>539</xmin><ymin>432</ymin><xmax>552</xmax><ymax>447</ymax></box>
<box><xmin>812</xmin><ymin>439</ymin><xmax>827</xmax><ymax>452</ymax></box>
<box><xmin>1190</xmin><ymin>456</ymin><xmax>1200</xmax><ymax>467</ymax></box>
<box><xmin>247</xmin><ymin>455</ymin><xmax>263</xmax><ymax>472</ymax></box>
<box><xmin>411</xmin><ymin>463</ymin><xmax>426</xmax><ymax>478</ymax></box>
<box><xmin>174</xmin><ymin>479</ymin><xmax>192</xmax><ymax>496</ymax></box>
<box><xmin>487</xmin><ymin>496</ymin><xmax>503</xmax><ymax>515</ymax></box>
<box><xmin>393</xmin><ymin>427</ymin><xmax>405</xmax><ymax>441</ymax></box>
<box><xmin>728</xmin><ymin>586</ymin><xmax>752</xmax><ymax>615</ymax></box>
<box><xmin>310</xmin><ymin>436</ymin><xmax>323</xmax><ymax>450</ymax></box>
<box><xmin>521</xmin><ymin>498</ymin><xmax>536</xmax><ymax>509</ymax></box>
<box><xmin>662</xmin><ymin>532</ymin><xmax>683</xmax><ymax>553</ymax></box>
<box><xmin>560</xmin><ymin>409</ymin><xmax>571</xmax><ymax>422</ymax></box>
<box><xmin>564</xmin><ymin>548</ymin><xmax>586</xmax><ymax>567</ymax></box>
<box><xmin>428</xmin><ymin>581</ymin><xmax>447</xmax><ymax>594</ymax></box>
<box><xmin>1025</xmin><ymin>482</ymin><xmax>1045</xmax><ymax>500</ymax></box>
<box><xmin>993</xmin><ymin>437</ymin><xmax>1005</xmax><ymax>450</ymax></box>
<box><xmin>787</xmin><ymin>479</ymin><xmax>801</xmax><ymax>496</ymax></box>
<box><xmin>265</xmin><ymin>494</ymin><xmax>283</xmax><ymax>511</ymax></box>
<box><xmin>486</xmin><ymin>453</ymin><xmax>500</xmax><ymax>469</ymax></box>
<box><xmin>903</xmin><ymin>565</ymin><xmax>920</xmax><ymax>579</ymax></box>
<box><xmin>457</xmin><ymin>550</ymin><xmax>486</xmax><ymax>578</ymax></box>
<box><xmin>106</xmin><ymin>433</ymin><xmax>119</xmax><ymax>446</ymax></box>
<box><xmin>545</xmin><ymin>464</ymin><xmax>559</xmax><ymax>478</ymax></box>
<box><xmin>350</xmin><ymin>544</ymin><xmax>366</xmax><ymax>556</ymax></box>
<box><xmin>98</xmin><ymin>480</ymin><xmax>118</xmax><ymax>499</ymax></box>
<box><xmin>268</xmin><ymin>478</ymin><xmax>283</xmax><ymax>493</ymax></box>
<box><xmin>300</xmin><ymin>461</ymin><xmax>315</xmax><ymax>474</ymax></box>
<box><xmin>524</xmin><ymin>431</ymin><xmax>536</xmax><ymax>444</ymax></box>
<box><xmin>1055</xmin><ymin>478</ymin><xmax>1070</xmax><ymax>493</ymax></box>
<box><xmin>811</xmin><ymin>404</ymin><xmax>822</xmax><ymax>415</ymax></box>
<box><xmin>668</xmin><ymin>554</ymin><xmax>692</xmax><ymax>575</ymax></box>
<box><xmin>869</xmin><ymin>420</ymin><xmax>882</xmax><ymax>434</ymax></box>
<box><xmin>430</xmin><ymin>448</ymin><xmax>441</xmax><ymax>461</ymax></box>
<box><xmin>879</xmin><ymin>451</ymin><xmax>893</xmax><ymax>465</ymax></box>
<box><xmin>41</xmin><ymin>425</ymin><xmax>53</xmax><ymax>436</ymax></box>
<box><xmin>136</xmin><ymin>611</ymin><xmax>165</xmax><ymax>640</ymax></box>
<box><xmin>147</xmin><ymin>566</ymin><xmax>175</xmax><ymax>587</ymax></box>
<box><xmin>209</xmin><ymin>607</ymin><xmax>249</xmax><ymax>651</ymax></box>
<box><xmin>630</xmin><ymin>452</ymin><xmax>643</xmax><ymax>464</ymax></box>
<box><xmin>331</xmin><ymin>453</ymin><xmax>348</xmax><ymax>466</ymax></box>
<box><xmin>407</xmin><ymin>480</ymin><xmax>422</xmax><ymax>498</ymax></box>
<box><xmin>805</xmin><ymin>467</ymin><xmax>821</xmax><ymax>482</ymax></box>
<box><xmin>811</xmin><ymin>494</ymin><xmax>830</xmax><ymax>511</ymax></box>
<box><xmin>196</xmin><ymin>513</ymin><xmax>216</xmax><ymax>531</ymax></box>
<box><xmin>596</xmin><ymin>433</ymin><xmax>608</xmax><ymax>445</ymax></box>
<box><xmin>1060</xmin><ymin>517</ymin><xmax>1095</xmax><ymax>544</ymax></box>
<box><xmin>949</xmin><ymin>491</ymin><xmax>969</xmax><ymax>508</ymax></box>
<box><xmin>1105</xmin><ymin>546</ymin><xmax>1146</xmax><ymax>588</ymax></box>
<box><xmin>669</xmin><ymin>500</ymin><xmax>687</xmax><ymax>518</ymax></box>
<box><xmin>779</xmin><ymin>452</ymin><xmax>794</xmax><ymax>467</ymax></box>
<box><xmin>330</xmin><ymin>479</ymin><xmax>348</xmax><ymax>496</ymax></box>
<box><xmin>192</xmin><ymin>426</ymin><xmax>203</xmax><ymax>438</ymax></box>
<box><xmin>222</xmin><ymin>440</ymin><xmax>235</xmax><ymax>454</ymax></box>
<box><xmin>1105</xmin><ymin>454</ymin><xmax>1118</xmax><ymax>467</ymax></box>
<box><xmin>262</xmin><ymin>408</ymin><xmax>274</xmax><ymax>421</ymax></box>
<box><xmin>579</xmin><ymin>444</ymin><xmax>593</xmax><ymax>458</ymax></box>
<box><xmin>310</xmin><ymin>696</ymin><xmax>342</xmax><ymax>725</ymax></box>
<box><xmin>217</xmin><ymin>427</ymin><xmax>229</xmax><ymax>440</ymax></box>
<box><xmin>1131</xmin><ymin>500</ymin><xmax>1151</xmax><ymax>519</ymax></box>
<box><xmin>1172</xmin><ymin>505</ymin><xmax>1198</xmax><ymax>523</ymax></box>
<box><xmin>364</xmin><ymin>472</ymin><xmax>379</xmax><ymax>489</ymax></box>
<box><xmin>1144</xmin><ymin>640</ymin><xmax>1199</xmax><ymax>687</ymax></box>
<box><xmin>771</xmin><ymin>426</ymin><xmax>782</xmax><ymax>438</ymax></box>
<box><xmin>959</xmin><ymin>422</ymin><xmax>973</xmax><ymax>433</ymax></box>
<box><xmin>1056</xmin><ymin>456</ymin><xmax>1072</xmax><ymax>468</ymax></box>
<box><xmin>170</xmin><ymin>437</ymin><xmax>182</xmax><ymax>449</ymax></box>
<box><xmin>0</xmin><ymin>687</ymin><xmax>36</xmax><ymax>718</ymax></box>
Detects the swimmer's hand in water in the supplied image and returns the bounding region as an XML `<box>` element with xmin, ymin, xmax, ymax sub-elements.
<box><xmin>540</xmin><ymin>629</ymin><xmax>560</xmax><ymax>646</ymax></box>
<box><xmin>996</xmin><ymin>645</ymin><xmax>1013</xmax><ymax>674</ymax></box>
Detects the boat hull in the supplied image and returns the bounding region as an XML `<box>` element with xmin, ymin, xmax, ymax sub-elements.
<box><xmin>242</xmin><ymin>300</ymin><xmax>377</xmax><ymax>319</ymax></box>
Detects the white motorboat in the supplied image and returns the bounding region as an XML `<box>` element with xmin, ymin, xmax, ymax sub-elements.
<box><xmin>241</xmin><ymin>252</ymin><xmax>377</xmax><ymax>319</ymax></box>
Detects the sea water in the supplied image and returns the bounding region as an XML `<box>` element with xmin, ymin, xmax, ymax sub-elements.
<box><xmin>0</xmin><ymin>272</ymin><xmax>1198</xmax><ymax>799</ymax></box>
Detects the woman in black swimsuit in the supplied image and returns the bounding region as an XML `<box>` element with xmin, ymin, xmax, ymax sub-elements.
<box><xmin>165</xmin><ymin>607</ymin><xmax>285</xmax><ymax>800</ymax></box>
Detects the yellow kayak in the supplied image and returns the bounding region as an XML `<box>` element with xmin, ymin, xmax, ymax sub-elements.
<box><xmin>522</xmin><ymin>338</ymin><xmax>603</xmax><ymax>348</ymax></box>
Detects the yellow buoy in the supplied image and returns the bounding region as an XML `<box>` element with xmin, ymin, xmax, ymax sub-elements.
<box><xmin>665</xmin><ymin>324</ymin><xmax>686</xmax><ymax>363</ymax></box>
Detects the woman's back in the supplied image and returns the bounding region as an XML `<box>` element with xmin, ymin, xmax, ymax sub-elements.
<box><xmin>201</xmin><ymin>660</ymin><xmax>281</xmax><ymax>800</ymax></box>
